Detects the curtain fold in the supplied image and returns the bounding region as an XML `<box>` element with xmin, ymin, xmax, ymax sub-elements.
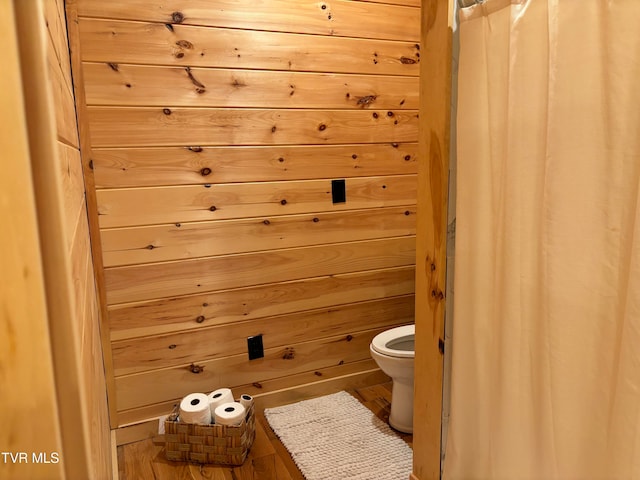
<box><xmin>444</xmin><ymin>1</ymin><xmax>640</xmax><ymax>478</ymax></box>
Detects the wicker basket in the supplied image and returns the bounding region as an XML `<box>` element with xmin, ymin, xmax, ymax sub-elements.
<box><xmin>164</xmin><ymin>402</ymin><xmax>255</xmax><ymax>465</ymax></box>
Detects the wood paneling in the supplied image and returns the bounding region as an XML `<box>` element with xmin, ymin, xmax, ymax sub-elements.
<box><xmin>117</xmin><ymin>360</ymin><xmax>388</xmax><ymax>427</ymax></box>
<box><xmin>87</xmin><ymin>107</ymin><xmax>418</xmax><ymax>148</ymax></box>
<box><xmin>1</xmin><ymin>3</ymin><xmax>63</xmax><ymax>477</ymax></box>
<box><xmin>71</xmin><ymin>0</ymin><xmax>419</xmax><ymax>427</ymax></box>
<box><xmin>77</xmin><ymin>0</ymin><xmax>420</xmax><ymax>42</ymax></box>
<box><xmin>109</xmin><ymin>266</ymin><xmax>415</xmax><ymax>340</ymax></box>
<box><xmin>105</xmin><ymin>237</ymin><xmax>416</xmax><ymax>304</ymax></box>
<box><xmin>101</xmin><ymin>207</ymin><xmax>415</xmax><ymax>267</ymax></box>
<box><xmin>79</xmin><ymin>19</ymin><xmax>420</xmax><ymax>76</ymax></box>
<box><xmin>92</xmin><ymin>143</ymin><xmax>418</xmax><ymax>188</ymax></box>
<box><xmin>115</xmin><ymin>330</ymin><xmax>396</xmax><ymax>410</ymax></box>
<box><xmin>97</xmin><ymin>176</ymin><xmax>417</xmax><ymax>228</ymax></box>
<box><xmin>112</xmin><ymin>295</ymin><xmax>413</xmax><ymax>375</ymax></box>
<box><xmin>58</xmin><ymin>142</ymin><xmax>86</xmax><ymax>247</ymax></box>
<box><xmin>83</xmin><ymin>63</ymin><xmax>419</xmax><ymax>109</ymax></box>
<box><xmin>30</xmin><ymin>0</ymin><xmax>113</xmax><ymax>476</ymax></box>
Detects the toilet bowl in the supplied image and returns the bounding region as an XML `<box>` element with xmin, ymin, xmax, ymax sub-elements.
<box><xmin>370</xmin><ymin>324</ymin><xmax>415</xmax><ymax>433</ymax></box>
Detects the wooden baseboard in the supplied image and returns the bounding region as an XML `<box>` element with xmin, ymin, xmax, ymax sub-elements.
<box><xmin>410</xmin><ymin>473</ymin><xmax>420</xmax><ymax>480</ymax></box>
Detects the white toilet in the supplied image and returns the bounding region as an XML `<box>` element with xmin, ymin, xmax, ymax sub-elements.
<box><xmin>369</xmin><ymin>324</ymin><xmax>415</xmax><ymax>433</ymax></box>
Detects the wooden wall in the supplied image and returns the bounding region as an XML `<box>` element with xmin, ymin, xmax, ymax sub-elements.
<box><xmin>42</xmin><ymin>0</ymin><xmax>112</xmax><ymax>476</ymax></box>
<box><xmin>69</xmin><ymin>0</ymin><xmax>421</xmax><ymax>425</ymax></box>
<box><xmin>1</xmin><ymin>2</ymin><xmax>63</xmax><ymax>478</ymax></box>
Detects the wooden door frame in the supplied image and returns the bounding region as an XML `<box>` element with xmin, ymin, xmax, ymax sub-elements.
<box><xmin>412</xmin><ymin>0</ymin><xmax>453</xmax><ymax>478</ymax></box>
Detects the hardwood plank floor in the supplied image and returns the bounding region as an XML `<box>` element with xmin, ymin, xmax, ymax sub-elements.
<box><xmin>117</xmin><ymin>382</ymin><xmax>413</xmax><ymax>479</ymax></box>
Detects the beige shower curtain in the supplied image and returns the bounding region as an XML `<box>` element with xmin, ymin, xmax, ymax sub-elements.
<box><xmin>444</xmin><ymin>1</ymin><xmax>640</xmax><ymax>479</ymax></box>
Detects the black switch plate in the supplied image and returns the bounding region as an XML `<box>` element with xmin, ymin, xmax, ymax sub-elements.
<box><xmin>247</xmin><ymin>334</ymin><xmax>264</xmax><ymax>360</ymax></box>
<box><xmin>331</xmin><ymin>179</ymin><xmax>346</xmax><ymax>204</ymax></box>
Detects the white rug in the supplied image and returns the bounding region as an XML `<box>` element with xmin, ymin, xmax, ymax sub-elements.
<box><xmin>264</xmin><ymin>391</ymin><xmax>413</xmax><ymax>480</ymax></box>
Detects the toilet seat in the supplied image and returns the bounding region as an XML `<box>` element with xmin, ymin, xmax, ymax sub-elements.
<box><xmin>371</xmin><ymin>324</ymin><xmax>415</xmax><ymax>358</ymax></box>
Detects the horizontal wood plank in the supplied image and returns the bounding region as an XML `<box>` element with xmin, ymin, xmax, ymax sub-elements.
<box><xmin>109</xmin><ymin>266</ymin><xmax>415</xmax><ymax>340</ymax></box>
<box><xmin>77</xmin><ymin>0</ymin><xmax>419</xmax><ymax>42</ymax></box>
<box><xmin>97</xmin><ymin>175</ymin><xmax>417</xmax><ymax>228</ymax></box>
<box><xmin>101</xmin><ymin>206</ymin><xmax>416</xmax><ymax>266</ymax></box>
<box><xmin>115</xmin><ymin>359</ymin><xmax>387</xmax><ymax>425</ymax></box>
<box><xmin>104</xmin><ymin>236</ymin><xmax>416</xmax><ymax>304</ymax></box>
<box><xmin>111</xmin><ymin>295</ymin><xmax>413</xmax><ymax>375</ymax></box>
<box><xmin>87</xmin><ymin>107</ymin><xmax>419</xmax><ymax>148</ymax></box>
<box><xmin>79</xmin><ymin>19</ymin><xmax>420</xmax><ymax>76</ymax></box>
<box><xmin>116</xmin><ymin>340</ymin><xmax>380</xmax><ymax>411</ymax></box>
<box><xmin>82</xmin><ymin>63</ymin><xmax>419</xmax><ymax>109</ymax></box>
<box><xmin>92</xmin><ymin>143</ymin><xmax>418</xmax><ymax>188</ymax></box>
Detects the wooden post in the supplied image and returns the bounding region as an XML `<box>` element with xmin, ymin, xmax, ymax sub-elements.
<box><xmin>412</xmin><ymin>0</ymin><xmax>453</xmax><ymax>478</ymax></box>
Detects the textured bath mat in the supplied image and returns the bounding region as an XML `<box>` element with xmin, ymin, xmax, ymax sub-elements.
<box><xmin>264</xmin><ymin>391</ymin><xmax>412</xmax><ymax>480</ymax></box>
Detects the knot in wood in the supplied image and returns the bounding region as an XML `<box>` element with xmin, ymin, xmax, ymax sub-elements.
<box><xmin>195</xmin><ymin>315</ymin><xmax>205</xmax><ymax>323</ymax></box>
<box><xmin>318</xmin><ymin>124</ymin><xmax>327</xmax><ymax>131</ymax></box>
<box><xmin>189</xmin><ymin>363</ymin><xmax>204</xmax><ymax>374</ymax></box>
<box><xmin>171</xmin><ymin>11</ymin><xmax>184</xmax><ymax>23</ymax></box>
<box><xmin>163</xmin><ymin>108</ymin><xmax>172</xmax><ymax>115</ymax></box>
<box><xmin>404</xmin><ymin>155</ymin><xmax>411</xmax><ymax>161</ymax></box>
<box><xmin>282</xmin><ymin>347</ymin><xmax>295</xmax><ymax>360</ymax></box>
<box><xmin>357</xmin><ymin>95</ymin><xmax>377</xmax><ymax>108</ymax></box>
<box><xmin>400</xmin><ymin>56</ymin><xmax>417</xmax><ymax>64</ymax></box>
<box><xmin>175</xmin><ymin>40</ymin><xmax>193</xmax><ymax>49</ymax></box>
<box><xmin>200</xmin><ymin>167</ymin><xmax>211</xmax><ymax>176</ymax></box>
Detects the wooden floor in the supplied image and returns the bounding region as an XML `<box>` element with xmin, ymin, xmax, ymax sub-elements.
<box><xmin>117</xmin><ymin>383</ymin><xmax>413</xmax><ymax>479</ymax></box>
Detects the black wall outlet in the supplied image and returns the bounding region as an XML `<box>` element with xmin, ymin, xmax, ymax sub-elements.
<box><xmin>331</xmin><ymin>179</ymin><xmax>346</xmax><ymax>204</ymax></box>
<box><xmin>247</xmin><ymin>334</ymin><xmax>264</xmax><ymax>360</ymax></box>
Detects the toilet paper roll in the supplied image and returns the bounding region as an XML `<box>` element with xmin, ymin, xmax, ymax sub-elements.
<box><xmin>239</xmin><ymin>394</ymin><xmax>254</xmax><ymax>410</ymax></box>
<box><xmin>208</xmin><ymin>387</ymin><xmax>234</xmax><ymax>418</ymax></box>
<box><xmin>179</xmin><ymin>393</ymin><xmax>212</xmax><ymax>425</ymax></box>
<box><xmin>214</xmin><ymin>402</ymin><xmax>246</xmax><ymax>426</ymax></box>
